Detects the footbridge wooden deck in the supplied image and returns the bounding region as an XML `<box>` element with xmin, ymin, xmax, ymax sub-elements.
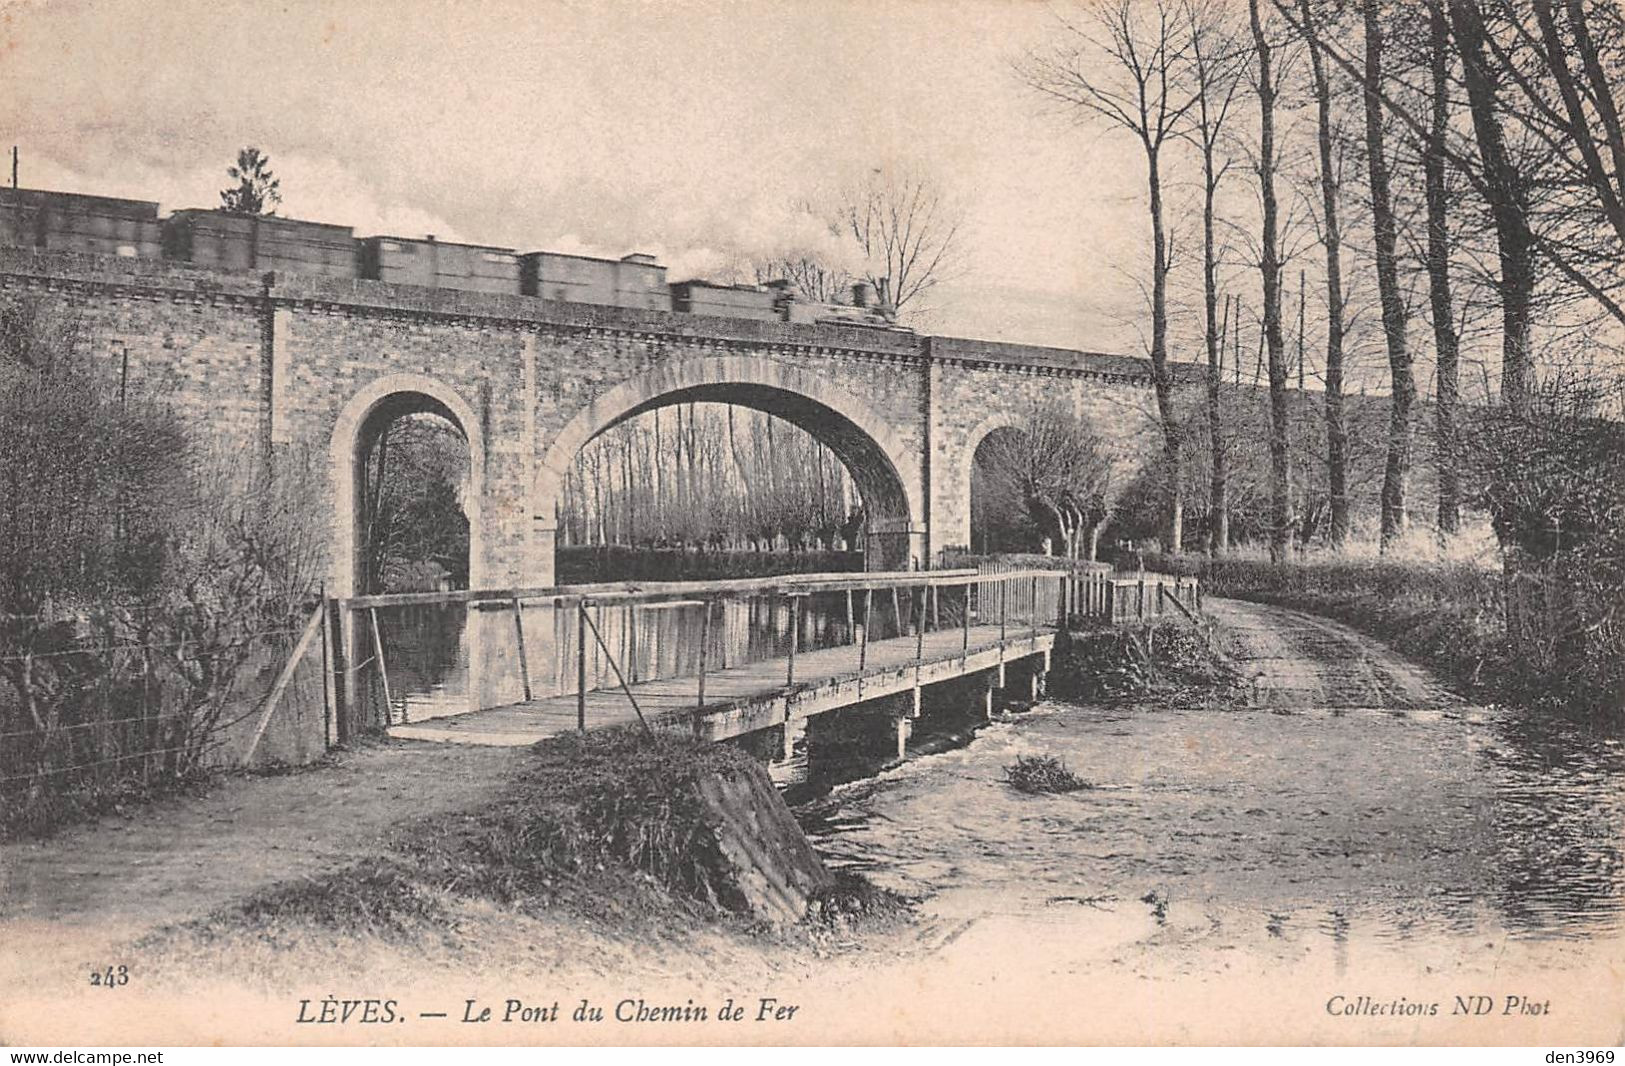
<box><xmin>327</xmin><ymin>565</ymin><xmax>1200</xmax><ymax>753</ymax></box>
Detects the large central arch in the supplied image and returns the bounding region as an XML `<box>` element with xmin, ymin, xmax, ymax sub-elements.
<box><xmin>536</xmin><ymin>355</ymin><xmax>922</xmax><ymax>572</ymax></box>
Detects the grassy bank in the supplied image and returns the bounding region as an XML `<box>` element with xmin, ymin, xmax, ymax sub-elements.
<box><xmin>146</xmin><ymin>728</ymin><xmax>908</xmax><ymax>976</ymax></box>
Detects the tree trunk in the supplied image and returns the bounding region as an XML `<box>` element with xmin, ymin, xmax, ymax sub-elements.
<box><xmin>1364</xmin><ymin>0</ymin><xmax>1415</xmax><ymax>552</ymax></box>
<box><xmin>1250</xmin><ymin>0</ymin><xmax>1293</xmax><ymax>564</ymax></box>
<box><xmin>1426</xmin><ymin>2</ymin><xmax>1460</xmax><ymax>537</ymax></box>
<box><xmin>1204</xmin><ymin>123</ymin><xmax>1227</xmax><ymax>557</ymax></box>
<box><xmin>1450</xmin><ymin>0</ymin><xmax>1535</xmax><ymax>415</ymax></box>
<box><xmin>1146</xmin><ymin>141</ymin><xmax>1183</xmax><ymax>554</ymax></box>
<box><xmin>1303</xmin><ymin>0</ymin><xmax>1351</xmax><ymax>546</ymax></box>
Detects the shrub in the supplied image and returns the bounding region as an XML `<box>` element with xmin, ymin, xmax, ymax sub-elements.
<box><xmin>1004</xmin><ymin>755</ymin><xmax>1094</xmax><ymax>794</ymax></box>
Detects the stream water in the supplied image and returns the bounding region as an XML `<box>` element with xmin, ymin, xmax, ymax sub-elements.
<box><xmin>794</xmin><ymin>696</ymin><xmax>1625</xmax><ymax>996</ymax></box>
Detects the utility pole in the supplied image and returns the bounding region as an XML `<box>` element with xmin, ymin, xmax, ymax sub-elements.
<box><xmin>10</xmin><ymin>146</ymin><xmax>17</xmax><ymax>189</ymax></box>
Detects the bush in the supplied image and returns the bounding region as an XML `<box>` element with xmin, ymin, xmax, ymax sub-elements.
<box><xmin>0</xmin><ymin>296</ymin><xmax>324</xmax><ymax>838</ymax></box>
<box><xmin>1004</xmin><ymin>755</ymin><xmax>1093</xmax><ymax>794</ymax></box>
<box><xmin>1049</xmin><ymin>619</ymin><xmax>1245</xmax><ymax>707</ymax></box>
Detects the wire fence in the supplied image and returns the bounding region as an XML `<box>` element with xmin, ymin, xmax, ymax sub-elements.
<box><xmin>0</xmin><ymin>600</ymin><xmax>328</xmax><ymax>834</ymax></box>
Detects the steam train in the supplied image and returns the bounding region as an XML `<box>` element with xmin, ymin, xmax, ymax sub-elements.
<box><xmin>0</xmin><ymin>186</ymin><xmax>904</xmax><ymax>329</ymax></box>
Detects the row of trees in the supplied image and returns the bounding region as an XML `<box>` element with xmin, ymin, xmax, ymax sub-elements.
<box><xmin>558</xmin><ymin>404</ymin><xmax>863</xmax><ymax>555</ymax></box>
<box><xmin>1021</xmin><ymin>0</ymin><xmax>1624</xmax><ymax>560</ymax></box>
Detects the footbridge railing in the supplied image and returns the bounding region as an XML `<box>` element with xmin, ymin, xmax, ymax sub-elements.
<box><xmin>309</xmin><ymin>564</ymin><xmax>1199</xmax><ymax>743</ymax></box>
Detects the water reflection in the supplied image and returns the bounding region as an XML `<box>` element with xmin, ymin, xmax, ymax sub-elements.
<box><xmin>363</xmin><ymin>590</ymin><xmax>899</xmax><ymax>725</ymax></box>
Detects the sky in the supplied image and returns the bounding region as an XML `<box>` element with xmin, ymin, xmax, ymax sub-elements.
<box><xmin>0</xmin><ymin>0</ymin><xmax>1162</xmax><ymax>354</ymax></box>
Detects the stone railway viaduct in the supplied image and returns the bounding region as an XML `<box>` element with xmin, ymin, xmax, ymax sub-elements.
<box><xmin>0</xmin><ymin>248</ymin><xmax>1175</xmax><ymax>597</ymax></box>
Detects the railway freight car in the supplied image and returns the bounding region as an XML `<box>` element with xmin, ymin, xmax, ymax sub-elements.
<box><xmin>669</xmin><ymin>280</ymin><xmax>780</xmax><ymax>321</ymax></box>
<box><xmin>163</xmin><ymin>208</ymin><xmax>357</xmax><ymax>278</ymax></box>
<box><xmin>521</xmin><ymin>251</ymin><xmax>668</xmax><ymax>310</ymax></box>
<box><xmin>358</xmin><ymin>235</ymin><xmax>520</xmax><ymax>294</ymax></box>
<box><xmin>0</xmin><ymin>188</ymin><xmax>163</xmax><ymax>258</ymax></box>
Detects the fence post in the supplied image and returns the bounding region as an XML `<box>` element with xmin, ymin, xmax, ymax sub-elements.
<box><xmin>1000</xmin><ymin>577</ymin><xmax>1008</xmax><ymax>645</ymax></box>
<box><xmin>962</xmin><ymin>579</ymin><xmax>971</xmax><ymax>666</ymax></box>
<box><xmin>241</xmin><ymin>602</ymin><xmax>325</xmax><ymax>767</ymax></box>
<box><xmin>319</xmin><ymin>589</ymin><xmax>334</xmax><ymax>749</ymax></box>
<box><xmin>1030</xmin><ymin>574</ymin><xmax>1039</xmax><ymax>646</ymax></box>
<box><xmin>858</xmin><ymin>587</ymin><xmax>872</xmax><ymax>699</ymax></box>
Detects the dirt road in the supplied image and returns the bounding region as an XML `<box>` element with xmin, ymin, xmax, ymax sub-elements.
<box><xmin>1206</xmin><ymin>597</ymin><xmax>1460</xmax><ymax>709</ymax></box>
<box><xmin>0</xmin><ymin>740</ymin><xmax>527</xmax><ymax>989</ymax></box>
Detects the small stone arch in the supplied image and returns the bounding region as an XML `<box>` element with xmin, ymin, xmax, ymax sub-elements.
<box><xmin>537</xmin><ymin>355</ymin><xmax>922</xmax><ymax>570</ymax></box>
<box><xmin>329</xmin><ymin>372</ymin><xmax>485</xmax><ymax>596</ymax></box>
<box><xmin>949</xmin><ymin>410</ymin><xmax>1035</xmax><ymax>553</ymax></box>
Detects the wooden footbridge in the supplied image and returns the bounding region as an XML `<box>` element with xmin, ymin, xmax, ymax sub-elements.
<box><xmin>310</xmin><ymin>565</ymin><xmax>1200</xmax><ymax>757</ymax></box>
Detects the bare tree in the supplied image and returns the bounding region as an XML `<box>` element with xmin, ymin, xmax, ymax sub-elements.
<box><xmin>1182</xmin><ymin>0</ymin><xmax>1249</xmax><ymax>556</ymax></box>
<box><xmin>1291</xmin><ymin>0</ymin><xmax>1354</xmax><ymax>546</ymax></box>
<box><xmin>1247</xmin><ymin>0</ymin><xmax>1295</xmax><ymax>563</ymax></box>
<box><xmin>1425</xmin><ymin>2</ymin><xmax>1463</xmax><ymax>536</ymax></box>
<box><xmin>1018</xmin><ymin>0</ymin><xmax>1199</xmax><ymax>554</ymax></box>
<box><xmin>839</xmin><ymin>162</ymin><xmax>964</xmax><ymax>321</ymax></box>
<box><xmin>1362</xmin><ymin>1</ymin><xmax>1418</xmax><ymax>550</ymax></box>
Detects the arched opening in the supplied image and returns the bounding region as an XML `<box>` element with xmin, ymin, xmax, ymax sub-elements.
<box><xmin>966</xmin><ymin>407</ymin><xmax>1113</xmax><ymax>561</ymax></box>
<box><xmin>538</xmin><ymin>358</ymin><xmax>920</xmax><ymax>579</ymax></box>
<box><xmin>356</xmin><ymin>402</ymin><xmax>470</xmax><ymax>594</ymax></box>
<box><xmin>329</xmin><ymin>374</ymin><xmax>484</xmax><ymax>598</ymax></box>
<box><xmin>558</xmin><ymin>401</ymin><xmax>864</xmax><ymax>581</ymax></box>
<box><xmin>971</xmin><ymin>426</ymin><xmax>1046</xmax><ymax>554</ymax></box>
<box><xmin>329</xmin><ymin>376</ymin><xmax>486</xmax><ymax>728</ymax></box>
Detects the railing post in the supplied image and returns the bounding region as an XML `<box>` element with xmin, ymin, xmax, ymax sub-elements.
<box><xmin>577</xmin><ymin>598</ymin><xmax>587</xmax><ymax>733</ymax></box>
<box><xmin>962</xmin><ymin>578</ymin><xmax>970</xmax><ymax>666</ymax></box>
<box><xmin>1000</xmin><ymin>577</ymin><xmax>1008</xmax><ymax>645</ymax></box>
<box><xmin>914</xmin><ymin>586</ymin><xmax>926</xmax><ymax>665</ymax></box>
<box><xmin>512</xmin><ymin>596</ymin><xmax>532</xmax><ymax>703</ymax></box>
<box><xmin>858</xmin><ymin>587</ymin><xmax>872</xmax><ymax>699</ymax></box>
<box><xmin>787</xmin><ymin>593</ymin><xmax>799</xmax><ymax>688</ymax></box>
<box><xmin>369</xmin><ymin>606</ymin><xmax>393</xmax><ymax>725</ymax></box>
<box><xmin>697</xmin><ymin>596</ymin><xmax>710</xmax><ymax>709</ymax></box>
<box><xmin>1030</xmin><ymin>574</ymin><xmax>1038</xmax><ymax>646</ymax></box>
<box><xmin>628</xmin><ymin>603</ymin><xmax>638</xmax><ymax>684</ymax></box>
